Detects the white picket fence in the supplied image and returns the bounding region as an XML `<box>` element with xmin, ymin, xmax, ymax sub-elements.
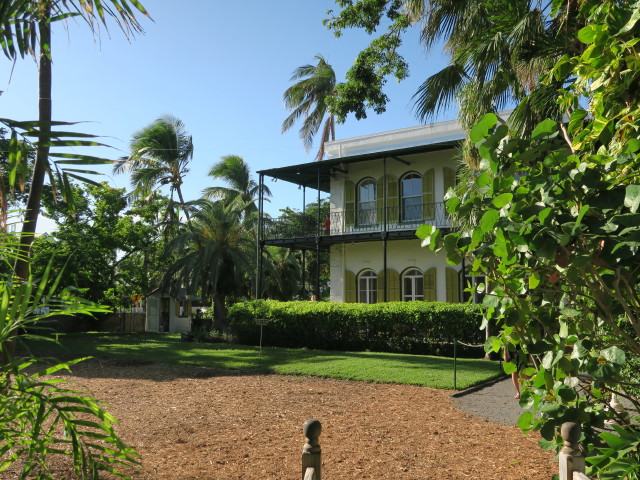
<box><xmin>299</xmin><ymin>420</ymin><xmax>591</xmax><ymax>480</ymax></box>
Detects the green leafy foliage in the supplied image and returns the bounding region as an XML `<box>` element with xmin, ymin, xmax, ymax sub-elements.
<box><xmin>0</xmin><ymin>263</ymin><xmax>139</xmax><ymax>479</ymax></box>
<box><xmin>433</xmin><ymin>1</ymin><xmax>640</xmax><ymax>476</ymax></box>
<box><xmin>229</xmin><ymin>300</ymin><xmax>484</xmax><ymax>356</ymax></box>
<box><xmin>30</xmin><ymin>183</ymin><xmax>167</xmax><ymax>311</ymax></box>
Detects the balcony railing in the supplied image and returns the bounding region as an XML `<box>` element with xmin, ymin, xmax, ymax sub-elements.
<box><xmin>263</xmin><ymin>202</ymin><xmax>450</xmax><ymax>241</ymax></box>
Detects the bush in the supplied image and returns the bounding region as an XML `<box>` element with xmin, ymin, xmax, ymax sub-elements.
<box><xmin>228</xmin><ymin>300</ymin><xmax>484</xmax><ymax>356</ymax></box>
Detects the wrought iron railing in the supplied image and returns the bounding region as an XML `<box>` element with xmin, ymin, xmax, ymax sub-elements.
<box><xmin>263</xmin><ymin>202</ymin><xmax>450</xmax><ymax>241</ymax></box>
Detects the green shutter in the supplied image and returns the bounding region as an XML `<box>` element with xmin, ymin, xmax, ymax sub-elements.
<box><xmin>377</xmin><ymin>176</ymin><xmax>384</xmax><ymax>226</ymax></box>
<box><xmin>377</xmin><ymin>268</ymin><xmax>399</xmax><ymax>302</ymax></box>
<box><xmin>446</xmin><ymin>267</ymin><xmax>460</xmax><ymax>303</ymax></box>
<box><xmin>444</xmin><ymin>167</ymin><xmax>456</xmax><ymax>197</ymax></box>
<box><xmin>345</xmin><ymin>269</ymin><xmax>356</xmax><ymax>303</ymax></box>
<box><xmin>387</xmin><ymin>268</ymin><xmax>400</xmax><ymax>301</ymax></box>
<box><xmin>377</xmin><ymin>269</ymin><xmax>385</xmax><ymax>303</ymax></box>
<box><xmin>345</xmin><ymin>180</ymin><xmax>355</xmax><ymax>227</ymax></box>
<box><xmin>423</xmin><ymin>267</ymin><xmax>437</xmax><ymax>302</ymax></box>
<box><xmin>423</xmin><ymin>169</ymin><xmax>435</xmax><ymax>220</ymax></box>
<box><xmin>387</xmin><ymin>175</ymin><xmax>399</xmax><ymax>222</ymax></box>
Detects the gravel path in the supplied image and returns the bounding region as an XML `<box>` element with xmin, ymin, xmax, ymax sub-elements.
<box><xmin>452</xmin><ymin>376</ymin><xmax>523</xmax><ymax>426</ymax></box>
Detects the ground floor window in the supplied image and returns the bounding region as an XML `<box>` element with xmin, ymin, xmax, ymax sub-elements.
<box><xmin>402</xmin><ymin>268</ymin><xmax>424</xmax><ymax>301</ymax></box>
<box><xmin>358</xmin><ymin>270</ymin><xmax>377</xmax><ymax>303</ymax></box>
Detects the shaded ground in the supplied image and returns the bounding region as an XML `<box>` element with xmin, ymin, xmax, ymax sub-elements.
<box><xmin>18</xmin><ymin>360</ymin><xmax>556</xmax><ymax>479</ymax></box>
<box><xmin>453</xmin><ymin>376</ymin><xmax>524</xmax><ymax>426</ymax></box>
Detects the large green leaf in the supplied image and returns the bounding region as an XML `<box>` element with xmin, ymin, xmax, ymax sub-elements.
<box><xmin>469</xmin><ymin>113</ymin><xmax>498</xmax><ymax>143</ymax></box>
<box><xmin>624</xmin><ymin>185</ymin><xmax>640</xmax><ymax>213</ymax></box>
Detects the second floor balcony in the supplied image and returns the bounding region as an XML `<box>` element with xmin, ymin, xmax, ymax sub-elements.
<box><xmin>262</xmin><ymin>202</ymin><xmax>450</xmax><ymax>241</ymax></box>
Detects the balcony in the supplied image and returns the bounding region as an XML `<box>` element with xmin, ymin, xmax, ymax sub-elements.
<box><xmin>262</xmin><ymin>202</ymin><xmax>450</xmax><ymax>242</ymax></box>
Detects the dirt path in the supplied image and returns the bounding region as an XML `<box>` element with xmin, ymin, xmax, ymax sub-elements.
<box><xmin>36</xmin><ymin>360</ymin><xmax>555</xmax><ymax>479</ymax></box>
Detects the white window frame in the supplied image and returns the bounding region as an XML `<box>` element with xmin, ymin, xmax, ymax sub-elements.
<box><xmin>357</xmin><ymin>178</ymin><xmax>377</xmax><ymax>226</ymax></box>
<box><xmin>402</xmin><ymin>268</ymin><xmax>424</xmax><ymax>301</ymax></box>
<box><xmin>358</xmin><ymin>269</ymin><xmax>377</xmax><ymax>304</ymax></box>
<box><xmin>400</xmin><ymin>173</ymin><xmax>422</xmax><ymax>222</ymax></box>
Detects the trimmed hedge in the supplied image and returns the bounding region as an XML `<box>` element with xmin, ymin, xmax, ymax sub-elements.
<box><xmin>228</xmin><ymin>300</ymin><xmax>485</xmax><ymax>357</ymax></box>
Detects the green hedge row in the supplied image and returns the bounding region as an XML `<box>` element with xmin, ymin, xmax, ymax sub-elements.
<box><xmin>228</xmin><ymin>300</ymin><xmax>485</xmax><ymax>357</ymax></box>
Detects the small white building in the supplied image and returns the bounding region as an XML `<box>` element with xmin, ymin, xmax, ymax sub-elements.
<box><xmin>145</xmin><ymin>288</ymin><xmax>193</xmax><ymax>333</ymax></box>
<box><xmin>257</xmin><ymin>118</ymin><xmax>469</xmax><ymax>304</ymax></box>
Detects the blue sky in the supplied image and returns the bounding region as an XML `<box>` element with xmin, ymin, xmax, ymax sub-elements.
<box><xmin>2</xmin><ymin>1</ymin><xmax>456</xmax><ymax>230</ymax></box>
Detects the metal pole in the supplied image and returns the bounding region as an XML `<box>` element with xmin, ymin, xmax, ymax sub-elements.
<box><xmin>315</xmin><ymin>165</ymin><xmax>321</xmax><ymax>300</ymax></box>
<box><xmin>460</xmin><ymin>256</ymin><xmax>466</xmax><ymax>302</ymax></box>
<box><xmin>383</xmin><ymin>157</ymin><xmax>387</xmax><ymax>302</ymax></box>
<box><xmin>302</xmin><ymin>186</ymin><xmax>306</xmax><ymax>298</ymax></box>
<box><xmin>256</xmin><ymin>173</ymin><xmax>264</xmax><ymax>299</ymax></box>
<box><xmin>453</xmin><ymin>339</ymin><xmax>457</xmax><ymax>390</ymax></box>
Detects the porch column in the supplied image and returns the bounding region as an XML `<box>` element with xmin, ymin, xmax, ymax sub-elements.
<box><xmin>256</xmin><ymin>173</ymin><xmax>265</xmax><ymax>299</ymax></box>
<box><xmin>315</xmin><ymin>164</ymin><xmax>321</xmax><ymax>300</ymax></box>
<box><xmin>383</xmin><ymin>157</ymin><xmax>388</xmax><ymax>302</ymax></box>
<box><xmin>302</xmin><ymin>186</ymin><xmax>306</xmax><ymax>298</ymax></box>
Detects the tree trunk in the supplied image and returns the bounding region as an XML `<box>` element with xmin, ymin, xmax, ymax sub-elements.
<box><xmin>212</xmin><ymin>293</ymin><xmax>229</xmax><ymax>332</ymax></box>
<box><xmin>15</xmin><ymin>2</ymin><xmax>52</xmax><ymax>279</ymax></box>
<box><xmin>175</xmin><ymin>185</ymin><xmax>195</xmax><ymax>232</ymax></box>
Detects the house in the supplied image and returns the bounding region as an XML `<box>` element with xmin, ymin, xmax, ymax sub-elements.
<box><xmin>145</xmin><ymin>288</ymin><xmax>194</xmax><ymax>333</ymax></box>
<box><xmin>256</xmin><ymin>117</ymin><xmax>469</xmax><ymax>303</ymax></box>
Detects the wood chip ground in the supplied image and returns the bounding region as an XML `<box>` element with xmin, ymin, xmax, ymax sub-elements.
<box><xmin>12</xmin><ymin>360</ymin><xmax>556</xmax><ymax>479</ymax></box>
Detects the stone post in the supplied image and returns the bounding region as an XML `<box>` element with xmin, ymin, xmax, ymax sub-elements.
<box><xmin>302</xmin><ymin>419</ymin><xmax>322</xmax><ymax>480</ymax></box>
<box><xmin>559</xmin><ymin>422</ymin><xmax>585</xmax><ymax>480</ymax></box>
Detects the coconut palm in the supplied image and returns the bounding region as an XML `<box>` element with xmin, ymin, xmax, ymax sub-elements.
<box><xmin>163</xmin><ymin>199</ymin><xmax>255</xmax><ymax>331</ymax></box>
<box><xmin>9</xmin><ymin>0</ymin><xmax>149</xmax><ymax>279</ymax></box>
<box><xmin>282</xmin><ymin>55</ymin><xmax>337</xmax><ymax>161</ymax></box>
<box><xmin>114</xmin><ymin>115</ymin><xmax>195</xmax><ymax>232</ymax></box>
<box><xmin>202</xmin><ymin>154</ymin><xmax>271</xmax><ymax>218</ymax></box>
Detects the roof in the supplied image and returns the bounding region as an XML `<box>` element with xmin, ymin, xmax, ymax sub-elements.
<box><xmin>258</xmin><ymin>121</ymin><xmax>466</xmax><ymax>193</ymax></box>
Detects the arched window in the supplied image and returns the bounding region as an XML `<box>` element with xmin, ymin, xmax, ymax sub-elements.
<box><xmin>357</xmin><ymin>269</ymin><xmax>377</xmax><ymax>304</ymax></box>
<box><xmin>401</xmin><ymin>173</ymin><xmax>422</xmax><ymax>221</ymax></box>
<box><xmin>402</xmin><ymin>268</ymin><xmax>424</xmax><ymax>301</ymax></box>
<box><xmin>357</xmin><ymin>178</ymin><xmax>377</xmax><ymax>225</ymax></box>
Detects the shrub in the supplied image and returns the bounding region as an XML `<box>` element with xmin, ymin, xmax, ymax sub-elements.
<box><xmin>228</xmin><ymin>300</ymin><xmax>484</xmax><ymax>356</ymax></box>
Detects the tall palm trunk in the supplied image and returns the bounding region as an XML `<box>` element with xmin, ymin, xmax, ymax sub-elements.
<box><xmin>15</xmin><ymin>1</ymin><xmax>52</xmax><ymax>279</ymax></box>
<box><xmin>175</xmin><ymin>185</ymin><xmax>194</xmax><ymax>233</ymax></box>
<box><xmin>212</xmin><ymin>293</ymin><xmax>229</xmax><ymax>332</ymax></box>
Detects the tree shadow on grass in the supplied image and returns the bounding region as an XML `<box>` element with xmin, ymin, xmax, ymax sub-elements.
<box><xmin>23</xmin><ymin>332</ymin><xmax>500</xmax><ymax>387</ymax></box>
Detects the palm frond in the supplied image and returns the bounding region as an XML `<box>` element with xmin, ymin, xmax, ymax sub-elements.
<box><xmin>413</xmin><ymin>63</ymin><xmax>467</xmax><ymax>122</ymax></box>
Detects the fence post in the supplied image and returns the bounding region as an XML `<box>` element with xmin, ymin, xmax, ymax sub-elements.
<box><xmin>559</xmin><ymin>422</ymin><xmax>585</xmax><ymax>480</ymax></box>
<box><xmin>302</xmin><ymin>419</ymin><xmax>322</xmax><ymax>480</ymax></box>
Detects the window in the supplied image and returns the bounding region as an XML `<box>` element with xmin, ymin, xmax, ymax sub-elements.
<box><xmin>401</xmin><ymin>173</ymin><xmax>422</xmax><ymax>221</ymax></box>
<box><xmin>358</xmin><ymin>270</ymin><xmax>377</xmax><ymax>303</ymax></box>
<box><xmin>357</xmin><ymin>179</ymin><xmax>376</xmax><ymax>225</ymax></box>
<box><xmin>175</xmin><ymin>299</ymin><xmax>190</xmax><ymax>318</ymax></box>
<box><xmin>402</xmin><ymin>268</ymin><xmax>424</xmax><ymax>301</ymax></box>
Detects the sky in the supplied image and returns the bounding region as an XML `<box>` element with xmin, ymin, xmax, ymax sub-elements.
<box><xmin>1</xmin><ymin>0</ymin><xmax>457</xmax><ymax>231</ymax></box>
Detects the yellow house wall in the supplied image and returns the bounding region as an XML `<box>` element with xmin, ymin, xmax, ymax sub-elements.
<box><xmin>329</xmin><ymin>239</ymin><xmax>460</xmax><ymax>303</ymax></box>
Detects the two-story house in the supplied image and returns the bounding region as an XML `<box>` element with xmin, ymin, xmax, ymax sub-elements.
<box><xmin>256</xmin><ymin>117</ymin><xmax>466</xmax><ymax>304</ymax></box>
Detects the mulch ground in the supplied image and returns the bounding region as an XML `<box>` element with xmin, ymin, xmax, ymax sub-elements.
<box><xmin>12</xmin><ymin>359</ymin><xmax>556</xmax><ymax>479</ymax></box>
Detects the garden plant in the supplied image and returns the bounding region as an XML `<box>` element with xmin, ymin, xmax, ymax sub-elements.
<box><xmin>419</xmin><ymin>1</ymin><xmax>640</xmax><ymax>477</ymax></box>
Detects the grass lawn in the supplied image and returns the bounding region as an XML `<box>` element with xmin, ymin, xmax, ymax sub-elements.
<box><xmin>27</xmin><ymin>332</ymin><xmax>501</xmax><ymax>390</ymax></box>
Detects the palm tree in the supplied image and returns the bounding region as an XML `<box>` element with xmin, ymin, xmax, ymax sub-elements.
<box><xmin>282</xmin><ymin>55</ymin><xmax>337</xmax><ymax>161</ymax></box>
<box><xmin>262</xmin><ymin>247</ymin><xmax>302</xmax><ymax>301</ymax></box>
<box><xmin>403</xmin><ymin>0</ymin><xmax>586</xmax><ymax>229</ymax></box>
<box><xmin>163</xmin><ymin>199</ymin><xmax>254</xmax><ymax>331</ymax></box>
<box><xmin>202</xmin><ymin>154</ymin><xmax>271</xmax><ymax>218</ymax></box>
<box><xmin>410</xmin><ymin>0</ymin><xmax>582</xmax><ymax>134</ymax></box>
<box><xmin>9</xmin><ymin>0</ymin><xmax>149</xmax><ymax>279</ymax></box>
<box><xmin>114</xmin><ymin>115</ymin><xmax>195</xmax><ymax>232</ymax></box>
